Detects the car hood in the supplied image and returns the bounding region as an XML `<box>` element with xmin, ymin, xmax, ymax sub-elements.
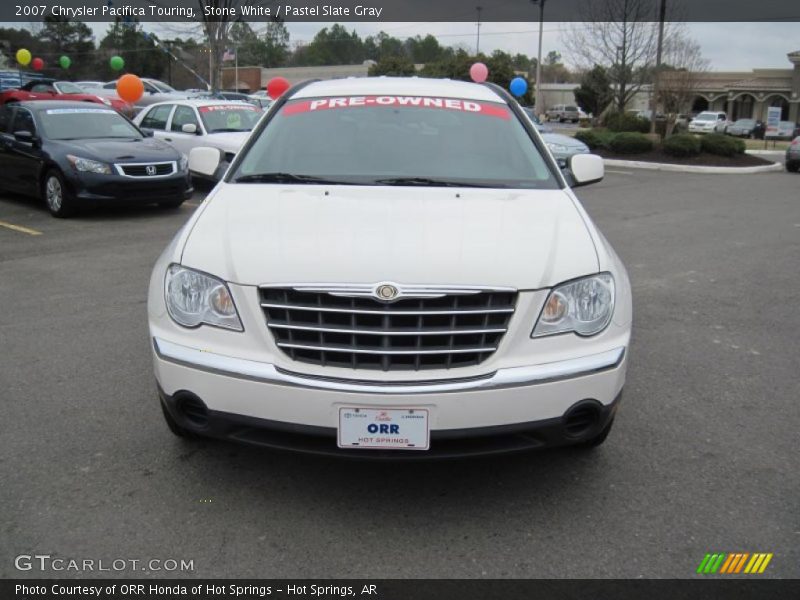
<box><xmin>51</xmin><ymin>137</ymin><xmax>180</xmax><ymax>162</ymax></box>
<box><xmin>180</xmin><ymin>185</ymin><xmax>599</xmax><ymax>289</ymax></box>
<box><xmin>205</xmin><ymin>131</ymin><xmax>251</xmax><ymax>152</ymax></box>
<box><xmin>541</xmin><ymin>132</ymin><xmax>588</xmax><ymax>149</ymax></box>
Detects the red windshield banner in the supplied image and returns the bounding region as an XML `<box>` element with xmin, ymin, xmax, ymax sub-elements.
<box><xmin>282</xmin><ymin>96</ymin><xmax>511</xmax><ymax>119</ymax></box>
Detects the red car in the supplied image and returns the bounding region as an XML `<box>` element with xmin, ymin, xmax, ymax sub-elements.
<box><xmin>0</xmin><ymin>80</ymin><xmax>133</xmax><ymax>117</ymax></box>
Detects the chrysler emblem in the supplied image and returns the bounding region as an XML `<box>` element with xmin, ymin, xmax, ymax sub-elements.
<box><xmin>375</xmin><ymin>284</ymin><xmax>399</xmax><ymax>301</ymax></box>
<box><xmin>145</xmin><ymin>165</ymin><xmax>157</xmax><ymax>176</ymax></box>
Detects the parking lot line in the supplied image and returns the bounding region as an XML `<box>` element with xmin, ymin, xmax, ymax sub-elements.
<box><xmin>0</xmin><ymin>219</ymin><xmax>42</xmax><ymax>236</ymax></box>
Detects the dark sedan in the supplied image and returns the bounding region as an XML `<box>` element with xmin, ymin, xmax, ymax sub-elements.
<box><xmin>786</xmin><ymin>137</ymin><xmax>799</xmax><ymax>173</ymax></box>
<box><xmin>0</xmin><ymin>101</ymin><xmax>192</xmax><ymax>217</ymax></box>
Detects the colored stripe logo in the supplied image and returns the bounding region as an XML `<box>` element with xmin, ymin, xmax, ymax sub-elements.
<box><xmin>697</xmin><ymin>553</ymin><xmax>773</xmax><ymax>574</ymax></box>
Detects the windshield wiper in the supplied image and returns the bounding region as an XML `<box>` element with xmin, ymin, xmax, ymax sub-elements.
<box><xmin>233</xmin><ymin>172</ymin><xmax>362</xmax><ymax>185</ymax></box>
<box><xmin>374</xmin><ymin>176</ymin><xmax>494</xmax><ymax>188</ymax></box>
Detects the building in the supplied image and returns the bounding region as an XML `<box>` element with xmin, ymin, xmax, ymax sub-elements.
<box><xmin>664</xmin><ymin>51</ymin><xmax>800</xmax><ymax>122</ymax></box>
<box><xmin>222</xmin><ymin>63</ymin><xmax>374</xmax><ymax>92</ymax></box>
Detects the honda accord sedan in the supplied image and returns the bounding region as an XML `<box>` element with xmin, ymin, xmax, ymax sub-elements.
<box><xmin>0</xmin><ymin>101</ymin><xmax>192</xmax><ymax>217</ymax></box>
<box><xmin>149</xmin><ymin>78</ymin><xmax>632</xmax><ymax>458</ymax></box>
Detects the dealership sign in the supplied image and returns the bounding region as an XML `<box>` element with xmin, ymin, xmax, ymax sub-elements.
<box><xmin>764</xmin><ymin>106</ymin><xmax>782</xmax><ymax>138</ymax></box>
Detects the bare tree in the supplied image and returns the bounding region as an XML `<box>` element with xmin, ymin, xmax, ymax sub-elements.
<box><xmin>564</xmin><ymin>0</ymin><xmax>675</xmax><ymax>112</ymax></box>
<box><xmin>656</xmin><ymin>33</ymin><xmax>708</xmax><ymax>136</ymax></box>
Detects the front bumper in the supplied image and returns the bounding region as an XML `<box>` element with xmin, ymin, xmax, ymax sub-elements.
<box><xmin>152</xmin><ymin>337</ymin><xmax>627</xmax><ymax>457</ymax></box>
<box><xmin>65</xmin><ymin>170</ymin><xmax>193</xmax><ymax>205</ymax></box>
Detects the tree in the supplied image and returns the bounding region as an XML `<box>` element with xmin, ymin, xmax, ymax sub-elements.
<box><xmin>405</xmin><ymin>35</ymin><xmax>445</xmax><ymax>64</ymax></box>
<box><xmin>574</xmin><ymin>65</ymin><xmax>614</xmax><ymax>118</ymax></box>
<box><xmin>564</xmin><ymin>0</ymin><xmax>670</xmax><ymax>112</ymax></box>
<box><xmin>544</xmin><ymin>50</ymin><xmax>561</xmax><ymax>66</ymax></box>
<box><xmin>98</xmin><ymin>21</ymin><xmax>169</xmax><ymax>80</ymax></box>
<box><xmin>368</xmin><ymin>55</ymin><xmax>416</xmax><ymax>76</ymax></box>
<box><xmin>39</xmin><ymin>17</ymin><xmax>95</xmax><ymax>79</ymax></box>
<box><xmin>511</xmin><ymin>53</ymin><xmax>532</xmax><ymax>73</ymax></box>
<box><xmin>656</xmin><ymin>34</ymin><xmax>708</xmax><ymax>136</ymax></box>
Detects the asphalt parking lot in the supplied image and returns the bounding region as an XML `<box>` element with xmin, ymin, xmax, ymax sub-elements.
<box><xmin>1</xmin><ymin>167</ymin><xmax>798</xmax><ymax>579</ymax></box>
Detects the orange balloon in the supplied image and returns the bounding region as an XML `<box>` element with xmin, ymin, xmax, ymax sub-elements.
<box><xmin>116</xmin><ymin>74</ymin><xmax>144</xmax><ymax>104</ymax></box>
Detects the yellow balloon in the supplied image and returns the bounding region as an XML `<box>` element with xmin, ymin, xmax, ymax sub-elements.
<box><xmin>16</xmin><ymin>48</ymin><xmax>32</xmax><ymax>66</ymax></box>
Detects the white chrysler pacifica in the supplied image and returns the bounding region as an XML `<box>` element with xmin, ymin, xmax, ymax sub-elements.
<box><xmin>148</xmin><ymin>77</ymin><xmax>632</xmax><ymax>458</ymax></box>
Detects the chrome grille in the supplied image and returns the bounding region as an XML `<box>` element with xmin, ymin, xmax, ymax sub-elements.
<box><xmin>260</xmin><ymin>287</ymin><xmax>517</xmax><ymax>371</ymax></box>
<box><xmin>117</xmin><ymin>162</ymin><xmax>175</xmax><ymax>177</ymax></box>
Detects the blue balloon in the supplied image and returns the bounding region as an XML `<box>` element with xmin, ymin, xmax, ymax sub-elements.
<box><xmin>509</xmin><ymin>77</ymin><xmax>528</xmax><ymax>97</ymax></box>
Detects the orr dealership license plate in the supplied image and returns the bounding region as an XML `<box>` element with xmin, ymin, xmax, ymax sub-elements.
<box><xmin>338</xmin><ymin>407</ymin><xmax>430</xmax><ymax>450</ymax></box>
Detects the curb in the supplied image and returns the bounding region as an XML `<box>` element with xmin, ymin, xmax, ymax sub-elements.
<box><xmin>745</xmin><ymin>149</ymin><xmax>785</xmax><ymax>156</ymax></box>
<box><xmin>603</xmin><ymin>158</ymin><xmax>784</xmax><ymax>174</ymax></box>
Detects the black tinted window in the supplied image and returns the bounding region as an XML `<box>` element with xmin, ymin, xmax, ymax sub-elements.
<box><xmin>140</xmin><ymin>105</ymin><xmax>172</xmax><ymax>130</ymax></box>
<box><xmin>171</xmin><ymin>105</ymin><xmax>199</xmax><ymax>132</ymax></box>
<box><xmin>0</xmin><ymin>106</ymin><xmax>12</xmax><ymax>133</ymax></box>
<box><xmin>11</xmin><ymin>109</ymin><xmax>36</xmax><ymax>135</ymax></box>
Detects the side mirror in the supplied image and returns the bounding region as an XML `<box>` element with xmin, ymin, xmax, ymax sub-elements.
<box><xmin>13</xmin><ymin>130</ymin><xmax>38</xmax><ymax>145</ymax></box>
<box><xmin>188</xmin><ymin>146</ymin><xmax>223</xmax><ymax>177</ymax></box>
<box><xmin>181</xmin><ymin>123</ymin><xmax>198</xmax><ymax>135</ymax></box>
<box><xmin>567</xmin><ymin>154</ymin><xmax>604</xmax><ymax>187</ymax></box>
<box><xmin>140</xmin><ymin>128</ymin><xmax>155</xmax><ymax>138</ymax></box>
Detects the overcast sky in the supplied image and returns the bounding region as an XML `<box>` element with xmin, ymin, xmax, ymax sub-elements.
<box><xmin>12</xmin><ymin>21</ymin><xmax>800</xmax><ymax>71</ymax></box>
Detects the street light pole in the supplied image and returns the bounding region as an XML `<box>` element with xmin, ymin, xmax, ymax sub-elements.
<box><xmin>476</xmin><ymin>6</ymin><xmax>482</xmax><ymax>55</ymax></box>
<box><xmin>650</xmin><ymin>0</ymin><xmax>667</xmax><ymax>133</ymax></box>
<box><xmin>532</xmin><ymin>0</ymin><xmax>546</xmax><ymax>115</ymax></box>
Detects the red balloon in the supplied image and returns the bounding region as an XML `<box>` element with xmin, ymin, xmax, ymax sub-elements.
<box><xmin>266</xmin><ymin>77</ymin><xmax>290</xmax><ymax>99</ymax></box>
<box><xmin>31</xmin><ymin>57</ymin><xmax>44</xmax><ymax>71</ymax></box>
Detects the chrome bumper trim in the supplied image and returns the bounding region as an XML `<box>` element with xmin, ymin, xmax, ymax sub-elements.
<box><xmin>153</xmin><ymin>337</ymin><xmax>625</xmax><ymax>395</ymax></box>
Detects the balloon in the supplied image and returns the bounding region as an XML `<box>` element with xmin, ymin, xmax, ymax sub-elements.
<box><xmin>509</xmin><ymin>77</ymin><xmax>528</xmax><ymax>97</ymax></box>
<box><xmin>59</xmin><ymin>56</ymin><xmax>71</xmax><ymax>69</ymax></box>
<box><xmin>469</xmin><ymin>62</ymin><xmax>488</xmax><ymax>83</ymax></box>
<box><xmin>266</xmin><ymin>76</ymin><xmax>290</xmax><ymax>99</ymax></box>
<box><xmin>109</xmin><ymin>55</ymin><xmax>125</xmax><ymax>71</ymax></box>
<box><xmin>116</xmin><ymin>73</ymin><xmax>144</xmax><ymax>103</ymax></box>
<box><xmin>31</xmin><ymin>58</ymin><xmax>44</xmax><ymax>71</ymax></box>
<box><xmin>16</xmin><ymin>48</ymin><xmax>32</xmax><ymax>66</ymax></box>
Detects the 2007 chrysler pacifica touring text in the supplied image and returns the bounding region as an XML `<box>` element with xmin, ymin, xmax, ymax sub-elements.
<box><xmin>148</xmin><ymin>77</ymin><xmax>632</xmax><ymax>458</ymax></box>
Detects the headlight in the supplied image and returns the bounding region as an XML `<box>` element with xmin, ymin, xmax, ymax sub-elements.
<box><xmin>546</xmin><ymin>142</ymin><xmax>569</xmax><ymax>153</ymax></box>
<box><xmin>532</xmin><ymin>273</ymin><xmax>615</xmax><ymax>337</ymax></box>
<box><xmin>178</xmin><ymin>154</ymin><xmax>188</xmax><ymax>171</ymax></box>
<box><xmin>165</xmin><ymin>265</ymin><xmax>243</xmax><ymax>331</ymax></box>
<box><xmin>67</xmin><ymin>155</ymin><xmax>112</xmax><ymax>175</ymax></box>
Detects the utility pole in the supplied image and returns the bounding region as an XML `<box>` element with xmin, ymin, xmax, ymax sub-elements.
<box><xmin>650</xmin><ymin>0</ymin><xmax>667</xmax><ymax>133</ymax></box>
<box><xmin>476</xmin><ymin>6</ymin><xmax>482</xmax><ymax>55</ymax></box>
<box><xmin>531</xmin><ymin>0</ymin><xmax>546</xmax><ymax>115</ymax></box>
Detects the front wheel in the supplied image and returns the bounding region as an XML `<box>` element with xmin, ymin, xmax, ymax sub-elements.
<box><xmin>43</xmin><ymin>169</ymin><xmax>75</xmax><ymax>218</ymax></box>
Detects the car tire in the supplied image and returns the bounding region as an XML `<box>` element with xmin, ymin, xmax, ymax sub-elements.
<box><xmin>158</xmin><ymin>199</ymin><xmax>185</xmax><ymax>209</ymax></box>
<box><xmin>42</xmin><ymin>169</ymin><xmax>76</xmax><ymax>218</ymax></box>
<box><xmin>786</xmin><ymin>161</ymin><xmax>799</xmax><ymax>173</ymax></box>
<box><xmin>160</xmin><ymin>402</ymin><xmax>197</xmax><ymax>439</ymax></box>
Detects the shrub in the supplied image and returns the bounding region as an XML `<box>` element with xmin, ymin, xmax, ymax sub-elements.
<box><xmin>608</xmin><ymin>132</ymin><xmax>653</xmax><ymax>154</ymax></box>
<box><xmin>662</xmin><ymin>134</ymin><xmax>701</xmax><ymax>157</ymax></box>
<box><xmin>605</xmin><ymin>112</ymin><xmax>651</xmax><ymax>133</ymax></box>
<box><xmin>700</xmin><ymin>133</ymin><xmax>745</xmax><ymax>157</ymax></box>
<box><xmin>573</xmin><ymin>129</ymin><xmax>605</xmax><ymax>150</ymax></box>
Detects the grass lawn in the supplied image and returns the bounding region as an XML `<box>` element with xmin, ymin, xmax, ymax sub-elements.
<box><xmin>744</xmin><ymin>138</ymin><xmax>789</xmax><ymax>151</ymax></box>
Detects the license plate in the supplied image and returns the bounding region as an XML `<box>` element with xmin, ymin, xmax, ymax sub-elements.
<box><xmin>337</xmin><ymin>407</ymin><xmax>430</xmax><ymax>450</ymax></box>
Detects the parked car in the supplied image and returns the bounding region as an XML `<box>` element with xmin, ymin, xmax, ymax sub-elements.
<box><xmin>785</xmin><ymin>136</ymin><xmax>800</xmax><ymax>172</ymax></box>
<box><xmin>545</xmin><ymin>104</ymin><xmax>580</xmax><ymax>123</ymax></box>
<box><xmin>250</xmin><ymin>97</ymin><xmax>274</xmax><ymax>110</ymax></box>
<box><xmin>725</xmin><ymin>118</ymin><xmax>758</xmax><ymax>138</ymax></box>
<box><xmin>149</xmin><ymin>77</ymin><xmax>631</xmax><ymax>457</ymax></box>
<box><xmin>767</xmin><ymin>121</ymin><xmax>800</xmax><ymax>140</ymax></box>
<box><xmin>0</xmin><ymin>101</ymin><xmax>192</xmax><ymax>217</ymax></box>
<box><xmin>74</xmin><ymin>81</ymin><xmax>105</xmax><ymax>89</ymax></box>
<box><xmin>0</xmin><ymin>80</ymin><xmax>132</xmax><ymax>116</ymax></box>
<box><xmin>97</xmin><ymin>78</ymin><xmax>190</xmax><ymax>112</ymax></box>
<box><xmin>523</xmin><ymin>108</ymin><xmax>590</xmax><ymax>167</ymax></box>
<box><xmin>133</xmin><ymin>100</ymin><xmax>263</xmax><ymax>180</ymax></box>
<box><xmin>713</xmin><ymin>117</ymin><xmax>733</xmax><ymax>134</ymax></box>
<box><xmin>688</xmin><ymin>111</ymin><xmax>727</xmax><ymax>134</ymax></box>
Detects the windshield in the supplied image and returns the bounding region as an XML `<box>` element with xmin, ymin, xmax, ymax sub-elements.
<box><xmin>735</xmin><ymin>119</ymin><xmax>755</xmax><ymax>126</ymax></box>
<box><xmin>39</xmin><ymin>108</ymin><xmax>142</xmax><ymax>140</ymax></box>
<box><xmin>149</xmin><ymin>80</ymin><xmax>176</xmax><ymax>93</ymax></box>
<box><xmin>199</xmin><ymin>104</ymin><xmax>262</xmax><ymax>132</ymax></box>
<box><xmin>695</xmin><ymin>113</ymin><xmax>716</xmax><ymax>121</ymax></box>
<box><xmin>233</xmin><ymin>95</ymin><xmax>557</xmax><ymax>188</ymax></box>
<box><xmin>56</xmin><ymin>82</ymin><xmax>84</xmax><ymax>94</ymax></box>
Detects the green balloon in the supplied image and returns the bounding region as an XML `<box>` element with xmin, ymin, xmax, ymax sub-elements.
<box><xmin>59</xmin><ymin>55</ymin><xmax>71</xmax><ymax>69</ymax></box>
<box><xmin>109</xmin><ymin>56</ymin><xmax>125</xmax><ymax>71</ymax></box>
